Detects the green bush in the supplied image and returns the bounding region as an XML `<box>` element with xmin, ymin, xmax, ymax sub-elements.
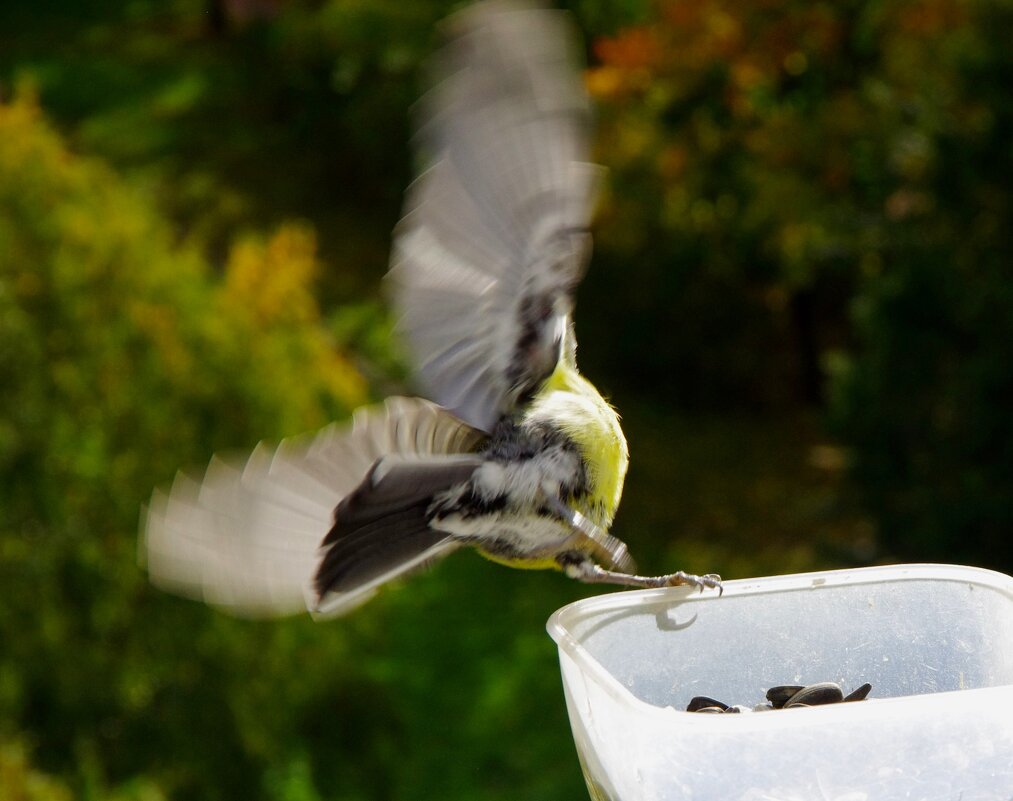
<box><xmin>0</xmin><ymin>92</ymin><xmax>372</xmax><ymax>799</ymax></box>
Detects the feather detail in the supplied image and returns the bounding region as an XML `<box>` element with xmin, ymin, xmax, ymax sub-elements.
<box><xmin>141</xmin><ymin>398</ymin><xmax>484</xmax><ymax>617</ymax></box>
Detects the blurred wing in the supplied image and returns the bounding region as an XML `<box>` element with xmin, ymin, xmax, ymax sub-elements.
<box><xmin>388</xmin><ymin>1</ymin><xmax>602</xmax><ymax>432</ymax></box>
<box><xmin>141</xmin><ymin>397</ymin><xmax>484</xmax><ymax>618</ymax></box>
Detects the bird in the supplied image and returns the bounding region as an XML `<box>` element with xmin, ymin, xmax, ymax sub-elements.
<box><xmin>141</xmin><ymin>0</ymin><xmax>721</xmax><ymax>618</ymax></box>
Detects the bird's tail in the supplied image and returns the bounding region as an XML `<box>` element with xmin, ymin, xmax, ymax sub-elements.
<box><xmin>141</xmin><ymin>397</ymin><xmax>484</xmax><ymax>618</ymax></box>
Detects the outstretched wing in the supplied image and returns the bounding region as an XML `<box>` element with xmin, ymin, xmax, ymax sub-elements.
<box><xmin>142</xmin><ymin>397</ymin><xmax>484</xmax><ymax>617</ymax></box>
<box><xmin>388</xmin><ymin>1</ymin><xmax>602</xmax><ymax>432</ymax></box>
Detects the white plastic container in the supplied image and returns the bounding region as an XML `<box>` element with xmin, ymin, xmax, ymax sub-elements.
<box><xmin>546</xmin><ymin>564</ymin><xmax>1013</xmax><ymax>801</ymax></box>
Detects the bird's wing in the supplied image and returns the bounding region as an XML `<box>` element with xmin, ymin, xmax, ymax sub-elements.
<box><xmin>388</xmin><ymin>1</ymin><xmax>602</xmax><ymax>432</ymax></box>
<box><xmin>312</xmin><ymin>455</ymin><xmax>484</xmax><ymax>617</ymax></box>
<box><xmin>141</xmin><ymin>397</ymin><xmax>484</xmax><ymax>618</ymax></box>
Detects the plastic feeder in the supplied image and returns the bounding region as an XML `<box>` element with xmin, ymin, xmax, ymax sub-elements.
<box><xmin>547</xmin><ymin>564</ymin><xmax>1013</xmax><ymax>800</ymax></box>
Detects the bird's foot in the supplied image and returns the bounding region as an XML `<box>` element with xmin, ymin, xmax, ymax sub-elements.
<box><xmin>565</xmin><ymin>560</ymin><xmax>723</xmax><ymax>595</ymax></box>
<box><xmin>660</xmin><ymin>571</ymin><xmax>723</xmax><ymax>595</ymax></box>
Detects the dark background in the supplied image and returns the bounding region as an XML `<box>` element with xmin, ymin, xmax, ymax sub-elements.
<box><xmin>1</xmin><ymin>0</ymin><xmax>1011</xmax><ymax>798</ymax></box>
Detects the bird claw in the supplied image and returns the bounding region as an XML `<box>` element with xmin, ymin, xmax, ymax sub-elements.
<box><xmin>664</xmin><ymin>571</ymin><xmax>723</xmax><ymax>595</ymax></box>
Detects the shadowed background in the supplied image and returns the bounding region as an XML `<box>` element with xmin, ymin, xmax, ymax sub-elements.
<box><xmin>1</xmin><ymin>0</ymin><xmax>1011</xmax><ymax>798</ymax></box>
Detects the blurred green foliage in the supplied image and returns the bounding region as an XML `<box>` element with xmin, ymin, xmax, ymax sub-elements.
<box><xmin>0</xmin><ymin>0</ymin><xmax>1011</xmax><ymax>798</ymax></box>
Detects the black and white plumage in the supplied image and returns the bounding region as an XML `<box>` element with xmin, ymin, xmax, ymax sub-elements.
<box><xmin>141</xmin><ymin>1</ymin><xmax>720</xmax><ymax>619</ymax></box>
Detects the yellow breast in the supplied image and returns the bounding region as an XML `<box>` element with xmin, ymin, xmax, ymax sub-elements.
<box><xmin>525</xmin><ymin>362</ymin><xmax>629</xmax><ymax>527</ymax></box>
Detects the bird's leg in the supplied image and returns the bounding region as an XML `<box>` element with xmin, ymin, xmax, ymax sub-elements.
<box><xmin>563</xmin><ymin>558</ymin><xmax>723</xmax><ymax>595</ymax></box>
<box><xmin>539</xmin><ymin>494</ymin><xmax>722</xmax><ymax>594</ymax></box>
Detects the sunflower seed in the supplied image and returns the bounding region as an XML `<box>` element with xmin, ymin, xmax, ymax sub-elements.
<box><xmin>766</xmin><ymin>685</ymin><xmax>806</xmax><ymax>708</ymax></box>
<box><xmin>785</xmin><ymin>682</ymin><xmax>844</xmax><ymax>706</ymax></box>
<box><xmin>844</xmin><ymin>682</ymin><xmax>873</xmax><ymax>702</ymax></box>
<box><xmin>687</xmin><ymin>696</ymin><xmax>729</xmax><ymax>712</ymax></box>
<box><xmin>687</xmin><ymin>681</ymin><xmax>872</xmax><ymax>713</ymax></box>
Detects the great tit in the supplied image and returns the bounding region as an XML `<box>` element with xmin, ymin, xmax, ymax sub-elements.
<box><xmin>142</xmin><ymin>0</ymin><xmax>721</xmax><ymax>617</ymax></box>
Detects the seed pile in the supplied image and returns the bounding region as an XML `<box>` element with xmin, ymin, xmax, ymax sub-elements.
<box><xmin>687</xmin><ymin>681</ymin><xmax>872</xmax><ymax>713</ymax></box>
